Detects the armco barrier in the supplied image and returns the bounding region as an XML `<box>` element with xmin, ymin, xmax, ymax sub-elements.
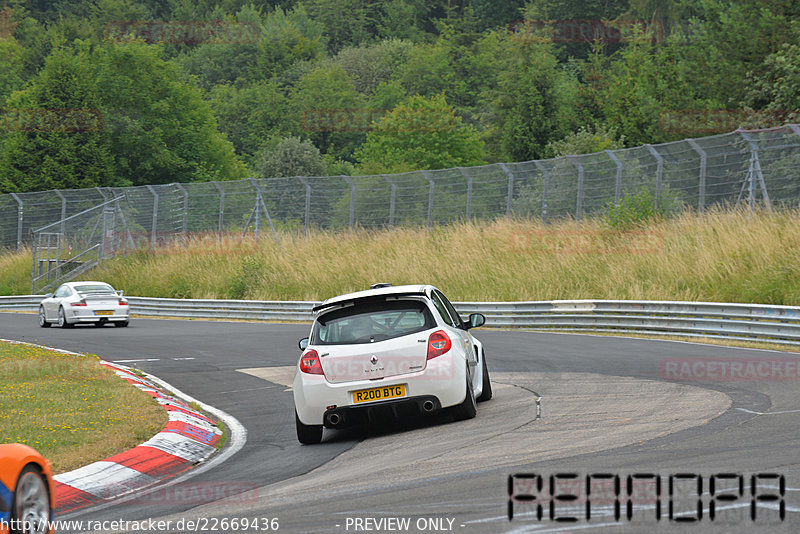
<box><xmin>3</xmin><ymin>296</ymin><xmax>800</xmax><ymax>346</ymax></box>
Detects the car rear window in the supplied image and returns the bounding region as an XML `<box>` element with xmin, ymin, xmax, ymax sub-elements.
<box><xmin>312</xmin><ymin>299</ymin><xmax>435</xmax><ymax>345</ymax></box>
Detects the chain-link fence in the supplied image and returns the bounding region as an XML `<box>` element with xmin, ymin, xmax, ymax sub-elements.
<box><xmin>3</xmin><ymin>124</ymin><xmax>800</xmax><ymax>254</ymax></box>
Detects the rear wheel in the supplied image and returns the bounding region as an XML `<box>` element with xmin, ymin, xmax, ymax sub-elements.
<box><xmin>11</xmin><ymin>465</ymin><xmax>51</xmax><ymax>534</ymax></box>
<box><xmin>296</xmin><ymin>411</ymin><xmax>322</xmax><ymax>445</ymax></box>
<box><xmin>451</xmin><ymin>374</ymin><xmax>477</xmax><ymax>421</ymax></box>
<box><xmin>38</xmin><ymin>307</ymin><xmax>50</xmax><ymax>328</ymax></box>
<box><xmin>57</xmin><ymin>307</ymin><xmax>73</xmax><ymax>329</ymax></box>
<box><xmin>476</xmin><ymin>350</ymin><xmax>492</xmax><ymax>402</ymax></box>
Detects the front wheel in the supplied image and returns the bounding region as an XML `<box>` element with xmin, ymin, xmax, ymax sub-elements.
<box><xmin>296</xmin><ymin>411</ymin><xmax>322</xmax><ymax>445</ymax></box>
<box><xmin>38</xmin><ymin>307</ymin><xmax>50</xmax><ymax>328</ymax></box>
<box><xmin>57</xmin><ymin>307</ymin><xmax>73</xmax><ymax>329</ymax></box>
<box><xmin>451</xmin><ymin>375</ymin><xmax>477</xmax><ymax>421</ymax></box>
<box><xmin>476</xmin><ymin>350</ymin><xmax>492</xmax><ymax>402</ymax></box>
<box><xmin>11</xmin><ymin>466</ymin><xmax>51</xmax><ymax>534</ymax></box>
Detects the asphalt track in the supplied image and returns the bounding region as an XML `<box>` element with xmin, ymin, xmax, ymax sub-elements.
<box><xmin>2</xmin><ymin>311</ymin><xmax>799</xmax><ymax>533</ymax></box>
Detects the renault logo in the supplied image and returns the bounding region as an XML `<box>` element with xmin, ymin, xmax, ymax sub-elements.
<box><xmin>370</xmin><ymin>355</ymin><xmax>378</xmax><ymax>365</ymax></box>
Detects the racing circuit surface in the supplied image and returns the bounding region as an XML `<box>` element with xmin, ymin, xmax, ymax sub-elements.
<box><xmin>2</xmin><ymin>312</ymin><xmax>799</xmax><ymax>533</ymax></box>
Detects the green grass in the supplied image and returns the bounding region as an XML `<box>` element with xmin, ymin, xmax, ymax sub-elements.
<box><xmin>0</xmin><ymin>342</ymin><xmax>167</xmax><ymax>473</ymax></box>
<box><xmin>2</xmin><ymin>208</ymin><xmax>799</xmax><ymax>304</ymax></box>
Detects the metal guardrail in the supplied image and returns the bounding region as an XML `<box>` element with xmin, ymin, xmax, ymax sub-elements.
<box><xmin>3</xmin><ymin>296</ymin><xmax>800</xmax><ymax>346</ymax></box>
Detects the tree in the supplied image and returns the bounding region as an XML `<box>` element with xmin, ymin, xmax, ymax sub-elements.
<box><xmin>0</xmin><ymin>45</ymin><xmax>115</xmax><ymax>193</ymax></box>
<box><xmin>255</xmin><ymin>136</ymin><xmax>325</xmax><ymax>179</ymax></box>
<box><xmin>0</xmin><ymin>36</ymin><xmax>24</xmax><ymax>104</ymax></box>
<box><xmin>92</xmin><ymin>42</ymin><xmax>246</xmax><ymax>185</ymax></box>
<box><xmin>356</xmin><ymin>93</ymin><xmax>485</xmax><ymax>174</ymax></box>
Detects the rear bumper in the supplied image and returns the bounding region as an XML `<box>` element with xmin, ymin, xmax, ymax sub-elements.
<box><xmin>322</xmin><ymin>395</ymin><xmax>441</xmax><ymax>428</ymax></box>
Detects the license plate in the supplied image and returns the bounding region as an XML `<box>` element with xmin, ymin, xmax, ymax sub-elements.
<box><xmin>94</xmin><ymin>310</ymin><xmax>113</xmax><ymax>316</ymax></box>
<box><xmin>352</xmin><ymin>384</ymin><xmax>406</xmax><ymax>404</ymax></box>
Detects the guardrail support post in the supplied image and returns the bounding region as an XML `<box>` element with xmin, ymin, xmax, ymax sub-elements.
<box><xmin>422</xmin><ymin>171</ymin><xmax>434</xmax><ymax>228</ymax></box>
<box><xmin>687</xmin><ymin>139</ymin><xmax>706</xmax><ymax>214</ymax></box>
<box><xmin>145</xmin><ymin>185</ymin><xmax>158</xmax><ymax>251</ymax></box>
<box><xmin>10</xmin><ymin>193</ymin><xmax>23</xmax><ymax>252</ymax></box>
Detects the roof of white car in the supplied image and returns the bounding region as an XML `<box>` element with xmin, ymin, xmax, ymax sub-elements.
<box><xmin>64</xmin><ymin>281</ymin><xmax>112</xmax><ymax>286</ymax></box>
<box><xmin>316</xmin><ymin>284</ymin><xmax>433</xmax><ymax>311</ymax></box>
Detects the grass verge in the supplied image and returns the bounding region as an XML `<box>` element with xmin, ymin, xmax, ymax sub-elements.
<box><xmin>0</xmin><ymin>341</ymin><xmax>167</xmax><ymax>474</ymax></box>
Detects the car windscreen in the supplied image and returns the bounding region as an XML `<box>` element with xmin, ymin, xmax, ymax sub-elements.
<box><xmin>312</xmin><ymin>299</ymin><xmax>435</xmax><ymax>345</ymax></box>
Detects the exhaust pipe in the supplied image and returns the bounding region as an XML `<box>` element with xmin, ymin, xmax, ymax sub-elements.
<box><xmin>327</xmin><ymin>413</ymin><xmax>341</xmax><ymax>426</ymax></box>
<box><xmin>422</xmin><ymin>400</ymin><xmax>435</xmax><ymax>413</ymax></box>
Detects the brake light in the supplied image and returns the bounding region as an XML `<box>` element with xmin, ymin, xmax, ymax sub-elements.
<box><xmin>427</xmin><ymin>330</ymin><xmax>452</xmax><ymax>360</ymax></box>
<box><xmin>70</xmin><ymin>300</ymin><xmax>87</xmax><ymax>307</ymax></box>
<box><xmin>300</xmin><ymin>350</ymin><xmax>324</xmax><ymax>375</ymax></box>
<box><xmin>119</xmin><ymin>299</ymin><xmax>128</xmax><ymax>305</ymax></box>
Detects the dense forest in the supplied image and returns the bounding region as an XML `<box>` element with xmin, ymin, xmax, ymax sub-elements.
<box><xmin>0</xmin><ymin>0</ymin><xmax>798</xmax><ymax>193</ymax></box>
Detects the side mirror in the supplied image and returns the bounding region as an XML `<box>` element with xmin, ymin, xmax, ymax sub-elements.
<box><xmin>117</xmin><ymin>290</ymin><xmax>124</xmax><ymax>296</ymax></box>
<box><xmin>467</xmin><ymin>313</ymin><xmax>485</xmax><ymax>329</ymax></box>
<box><xmin>44</xmin><ymin>293</ymin><xmax>53</xmax><ymax>299</ymax></box>
<box><xmin>298</xmin><ymin>337</ymin><xmax>309</xmax><ymax>351</ymax></box>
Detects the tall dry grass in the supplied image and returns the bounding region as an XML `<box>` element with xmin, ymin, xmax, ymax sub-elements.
<box><xmin>3</xmin><ymin>209</ymin><xmax>800</xmax><ymax>304</ymax></box>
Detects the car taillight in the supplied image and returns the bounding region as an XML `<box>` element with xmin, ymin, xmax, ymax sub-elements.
<box><xmin>300</xmin><ymin>350</ymin><xmax>324</xmax><ymax>375</ymax></box>
<box><xmin>119</xmin><ymin>299</ymin><xmax>128</xmax><ymax>305</ymax></box>
<box><xmin>427</xmin><ymin>330</ymin><xmax>452</xmax><ymax>360</ymax></box>
<box><xmin>70</xmin><ymin>300</ymin><xmax>87</xmax><ymax>307</ymax></box>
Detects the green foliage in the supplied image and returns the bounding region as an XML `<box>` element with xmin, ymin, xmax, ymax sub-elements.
<box><xmin>604</xmin><ymin>189</ymin><xmax>660</xmax><ymax>229</ymax></box>
<box><xmin>0</xmin><ymin>45</ymin><xmax>115</xmax><ymax>193</ymax></box>
<box><xmin>0</xmin><ymin>36</ymin><xmax>25</xmax><ymax>104</ymax></box>
<box><xmin>356</xmin><ymin>94</ymin><xmax>485</xmax><ymax>174</ymax></box>
<box><xmin>546</xmin><ymin>124</ymin><xmax>625</xmax><ymax>157</ymax></box>
<box><xmin>255</xmin><ymin>136</ymin><xmax>325</xmax><ymax>179</ymax></box>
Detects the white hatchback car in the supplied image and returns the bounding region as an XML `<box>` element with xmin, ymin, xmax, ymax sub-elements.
<box><xmin>293</xmin><ymin>284</ymin><xmax>491</xmax><ymax>444</ymax></box>
<box><xmin>39</xmin><ymin>281</ymin><xmax>130</xmax><ymax>328</ymax></box>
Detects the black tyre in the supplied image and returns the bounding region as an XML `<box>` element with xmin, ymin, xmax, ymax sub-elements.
<box><xmin>94</xmin><ymin>320</ymin><xmax>105</xmax><ymax>327</ymax></box>
<box><xmin>57</xmin><ymin>307</ymin><xmax>73</xmax><ymax>328</ymax></box>
<box><xmin>476</xmin><ymin>350</ymin><xmax>493</xmax><ymax>402</ymax></box>
<box><xmin>11</xmin><ymin>465</ymin><xmax>51</xmax><ymax>534</ymax></box>
<box><xmin>451</xmin><ymin>374</ymin><xmax>477</xmax><ymax>421</ymax></box>
<box><xmin>38</xmin><ymin>307</ymin><xmax>50</xmax><ymax>328</ymax></box>
<box><xmin>114</xmin><ymin>320</ymin><xmax>129</xmax><ymax>327</ymax></box>
<box><xmin>296</xmin><ymin>411</ymin><xmax>323</xmax><ymax>445</ymax></box>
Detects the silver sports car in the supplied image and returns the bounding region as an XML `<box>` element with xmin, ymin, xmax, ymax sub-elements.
<box><xmin>39</xmin><ymin>281</ymin><xmax>130</xmax><ymax>328</ymax></box>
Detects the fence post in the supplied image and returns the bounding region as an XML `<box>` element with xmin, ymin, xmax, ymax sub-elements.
<box><xmin>174</xmin><ymin>183</ymin><xmax>189</xmax><ymax>240</ymax></box>
<box><xmin>606</xmin><ymin>149</ymin><xmax>623</xmax><ymax>206</ymax></box>
<box><xmin>383</xmin><ymin>175</ymin><xmax>396</xmax><ymax>228</ymax></box>
<box><xmin>297</xmin><ymin>177</ymin><xmax>312</xmax><ymax>236</ymax></box>
<box><xmin>457</xmin><ymin>167</ymin><xmax>473</xmax><ymax>221</ymax></box>
<box><xmin>534</xmin><ymin>161</ymin><xmax>550</xmax><ymax>222</ymax></box>
<box><xmin>646</xmin><ymin>144</ymin><xmax>664</xmax><ymax>209</ymax></box>
<box><xmin>499</xmin><ymin>163</ymin><xmax>515</xmax><ymax>217</ymax></box>
<box><xmin>421</xmin><ymin>171</ymin><xmax>434</xmax><ymax>228</ymax></box>
<box><xmin>145</xmin><ymin>185</ymin><xmax>158</xmax><ymax>251</ymax></box>
<box><xmin>567</xmin><ymin>156</ymin><xmax>584</xmax><ymax>221</ymax></box>
<box><xmin>10</xmin><ymin>193</ymin><xmax>23</xmax><ymax>252</ymax></box>
<box><xmin>95</xmin><ymin>187</ymin><xmax>108</xmax><ymax>201</ymax></box>
<box><xmin>738</xmin><ymin>131</ymin><xmax>772</xmax><ymax>211</ymax></box>
<box><xmin>687</xmin><ymin>139</ymin><xmax>706</xmax><ymax>213</ymax></box>
<box><xmin>54</xmin><ymin>190</ymin><xmax>66</xmax><ymax>236</ymax></box>
<box><xmin>343</xmin><ymin>176</ymin><xmax>355</xmax><ymax>230</ymax></box>
<box><xmin>212</xmin><ymin>181</ymin><xmax>225</xmax><ymax>240</ymax></box>
<box><xmin>248</xmin><ymin>178</ymin><xmax>278</xmax><ymax>242</ymax></box>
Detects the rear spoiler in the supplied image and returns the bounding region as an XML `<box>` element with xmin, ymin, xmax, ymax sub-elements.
<box><xmin>312</xmin><ymin>291</ymin><xmax>427</xmax><ymax>313</ymax></box>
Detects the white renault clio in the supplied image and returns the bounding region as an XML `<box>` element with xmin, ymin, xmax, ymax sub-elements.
<box><xmin>293</xmin><ymin>284</ymin><xmax>491</xmax><ymax>444</ymax></box>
